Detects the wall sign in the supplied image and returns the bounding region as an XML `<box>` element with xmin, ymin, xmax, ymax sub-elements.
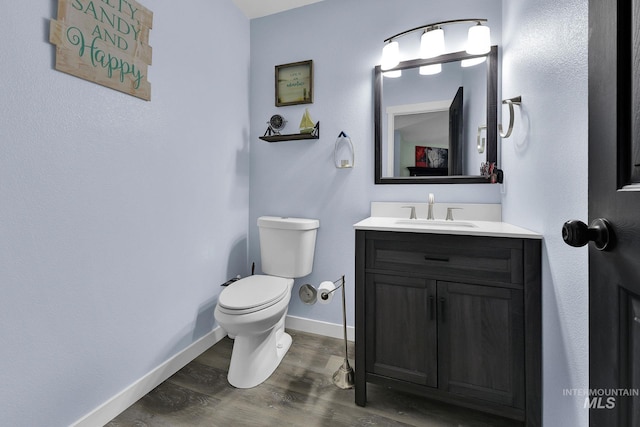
<box><xmin>275</xmin><ymin>60</ymin><xmax>313</xmax><ymax>107</ymax></box>
<box><xmin>49</xmin><ymin>0</ymin><xmax>153</xmax><ymax>101</ymax></box>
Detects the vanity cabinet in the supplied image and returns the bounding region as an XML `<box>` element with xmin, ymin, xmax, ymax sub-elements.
<box><xmin>355</xmin><ymin>230</ymin><xmax>541</xmax><ymax>426</ymax></box>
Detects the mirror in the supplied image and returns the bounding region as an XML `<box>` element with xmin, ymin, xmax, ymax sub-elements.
<box><xmin>375</xmin><ymin>47</ymin><xmax>497</xmax><ymax>184</ymax></box>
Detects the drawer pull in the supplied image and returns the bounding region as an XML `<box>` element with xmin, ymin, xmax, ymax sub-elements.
<box><xmin>424</xmin><ymin>255</ymin><xmax>450</xmax><ymax>263</ymax></box>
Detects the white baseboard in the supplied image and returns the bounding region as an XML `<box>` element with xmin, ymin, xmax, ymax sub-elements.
<box><xmin>285</xmin><ymin>315</ymin><xmax>354</xmax><ymax>342</ymax></box>
<box><xmin>71</xmin><ymin>326</ymin><xmax>227</xmax><ymax>427</ymax></box>
<box><xmin>72</xmin><ymin>317</ymin><xmax>351</xmax><ymax>426</ymax></box>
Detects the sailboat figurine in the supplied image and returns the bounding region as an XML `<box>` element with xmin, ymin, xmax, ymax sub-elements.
<box><xmin>299</xmin><ymin>108</ymin><xmax>316</xmax><ymax>134</ymax></box>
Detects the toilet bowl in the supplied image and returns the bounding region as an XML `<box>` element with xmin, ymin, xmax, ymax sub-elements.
<box><xmin>214</xmin><ymin>275</ymin><xmax>294</xmax><ymax>388</ymax></box>
<box><xmin>214</xmin><ymin>216</ymin><xmax>319</xmax><ymax>389</ymax></box>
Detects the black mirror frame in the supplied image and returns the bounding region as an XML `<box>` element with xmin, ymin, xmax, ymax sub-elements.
<box><xmin>374</xmin><ymin>45</ymin><xmax>498</xmax><ymax>184</ymax></box>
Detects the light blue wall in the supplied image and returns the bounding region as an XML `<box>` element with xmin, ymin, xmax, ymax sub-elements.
<box><xmin>0</xmin><ymin>0</ymin><xmax>590</xmax><ymax>425</ymax></box>
<box><xmin>0</xmin><ymin>1</ymin><xmax>250</xmax><ymax>425</ymax></box>
<box><xmin>250</xmin><ymin>1</ymin><xmax>590</xmax><ymax>425</ymax></box>
<box><xmin>249</xmin><ymin>0</ymin><xmax>503</xmax><ymax>326</ymax></box>
<box><xmin>501</xmin><ymin>0</ymin><xmax>589</xmax><ymax>425</ymax></box>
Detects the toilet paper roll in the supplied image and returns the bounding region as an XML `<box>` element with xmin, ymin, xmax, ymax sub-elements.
<box><xmin>317</xmin><ymin>281</ymin><xmax>336</xmax><ymax>304</ymax></box>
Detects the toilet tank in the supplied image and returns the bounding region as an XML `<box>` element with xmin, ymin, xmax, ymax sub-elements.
<box><xmin>257</xmin><ymin>216</ymin><xmax>319</xmax><ymax>278</ymax></box>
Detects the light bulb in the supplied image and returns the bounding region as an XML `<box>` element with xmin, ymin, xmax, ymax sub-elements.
<box><xmin>383</xmin><ymin>69</ymin><xmax>402</xmax><ymax>78</ymax></box>
<box><xmin>419</xmin><ymin>64</ymin><xmax>442</xmax><ymax>75</ymax></box>
<box><xmin>461</xmin><ymin>57</ymin><xmax>487</xmax><ymax>67</ymax></box>
<box><xmin>467</xmin><ymin>24</ymin><xmax>491</xmax><ymax>55</ymax></box>
<box><xmin>381</xmin><ymin>41</ymin><xmax>400</xmax><ymax>71</ymax></box>
<box><xmin>420</xmin><ymin>28</ymin><xmax>445</xmax><ymax>59</ymax></box>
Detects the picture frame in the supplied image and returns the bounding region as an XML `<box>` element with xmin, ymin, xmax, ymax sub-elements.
<box><xmin>275</xmin><ymin>60</ymin><xmax>313</xmax><ymax>107</ymax></box>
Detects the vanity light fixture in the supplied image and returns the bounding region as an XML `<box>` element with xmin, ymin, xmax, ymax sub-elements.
<box><xmin>466</xmin><ymin>22</ymin><xmax>491</xmax><ymax>54</ymax></box>
<box><xmin>419</xmin><ymin>64</ymin><xmax>442</xmax><ymax>75</ymax></box>
<box><xmin>419</xmin><ymin>27</ymin><xmax>445</xmax><ymax>75</ymax></box>
<box><xmin>420</xmin><ymin>26</ymin><xmax>446</xmax><ymax>57</ymax></box>
<box><xmin>381</xmin><ymin>40</ymin><xmax>400</xmax><ymax>70</ymax></box>
<box><xmin>381</xmin><ymin>18</ymin><xmax>491</xmax><ymax>76</ymax></box>
<box><xmin>381</xmin><ymin>41</ymin><xmax>402</xmax><ymax>78</ymax></box>
<box><xmin>383</xmin><ymin>69</ymin><xmax>402</xmax><ymax>78</ymax></box>
<box><xmin>461</xmin><ymin>57</ymin><xmax>487</xmax><ymax>67</ymax></box>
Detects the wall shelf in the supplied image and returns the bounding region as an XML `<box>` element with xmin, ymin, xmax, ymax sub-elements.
<box><xmin>260</xmin><ymin>122</ymin><xmax>320</xmax><ymax>142</ymax></box>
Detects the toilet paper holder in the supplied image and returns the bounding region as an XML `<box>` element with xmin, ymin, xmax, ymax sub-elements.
<box><xmin>299</xmin><ymin>276</ymin><xmax>343</xmax><ymax>305</ymax></box>
<box><xmin>319</xmin><ymin>278</ymin><xmax>341</xmax><ymax>302</ymax></box>
<box><xmin>298</xmin><ymin>275</ymin><xmax>354</xmax><ymax>389</ymax></box>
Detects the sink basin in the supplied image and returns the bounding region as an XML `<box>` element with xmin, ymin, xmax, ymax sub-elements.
<box><xmin>394</xmin><ymin>219</ymin><xmax>477</xmax><ymax>228</ymax></box>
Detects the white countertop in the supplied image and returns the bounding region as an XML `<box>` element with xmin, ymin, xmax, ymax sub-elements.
<box><xmin>353</xmin><ymin>217</ymin><xmax>542</xmax><ymax>239</ymax></box>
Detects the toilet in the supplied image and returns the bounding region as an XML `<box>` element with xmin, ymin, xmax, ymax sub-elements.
<box><xmin>214</xmin><ymin>216</ymin><xmax>319</xmax><ymax>388</ymax></box>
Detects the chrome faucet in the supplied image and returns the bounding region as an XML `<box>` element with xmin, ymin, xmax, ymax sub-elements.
<box><xmin>427</xmin><ymin>193</ymin><xmax>435</xmax><ymax>220</ymax></box>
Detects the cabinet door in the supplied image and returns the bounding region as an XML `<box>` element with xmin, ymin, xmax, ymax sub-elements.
<box><xmin>366</xmin><ymin>274</ymin><xmax>437</xmax><ymax>387</ymax></box>
<box><xmin>437</xmin><ymin>281</ymin><xmax>525</xmax><ymax>409</ymax></box>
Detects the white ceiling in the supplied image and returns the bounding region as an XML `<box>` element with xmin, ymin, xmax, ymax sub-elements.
<box><xmin>232</xmin><ymin>0</ymin><xmax>325</xmax><ymax>19</ymax></box>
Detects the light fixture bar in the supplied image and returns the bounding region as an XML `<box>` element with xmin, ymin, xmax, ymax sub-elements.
<box><xmin>383</xmin><ymin>18</ymin><xmax>487</xmax><ymax>43</ymax></box>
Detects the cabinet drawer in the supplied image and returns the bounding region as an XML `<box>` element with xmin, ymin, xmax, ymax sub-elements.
<box><xmin>365</xmin><ymin>232</ymin><xmax>523</xmax><ymax>285</ymax></box>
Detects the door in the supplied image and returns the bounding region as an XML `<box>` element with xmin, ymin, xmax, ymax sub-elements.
<box><xmin>449</xmin><ymin>86</ymin><xmax>463</xmax><ymax>175</ymax></box>
<box><xmin>586</xmin><ymin>0</ymin><xmax>640</xmax><ymax>425</ymax></box>
<box><xmin>437</xmin><ymin>281</ymin><xmax>525</xmax><ymax>408</ymax></box>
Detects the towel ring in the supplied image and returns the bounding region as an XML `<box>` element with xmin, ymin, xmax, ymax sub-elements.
<box><xmin>477</xmin><ymin>125</ymin><xmax>487</xmax><ymax>153</ymax></box>
<box><xmin>499</xmin><ymin>96</ymin><xmax>522</xmax><ymax>139</ymax></box>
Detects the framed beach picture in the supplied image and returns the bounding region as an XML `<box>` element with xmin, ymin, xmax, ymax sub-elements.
<box><xmin>275</xmin><ymin>60</ymin><xmax>313</xmax><ymax>107</ymax></box>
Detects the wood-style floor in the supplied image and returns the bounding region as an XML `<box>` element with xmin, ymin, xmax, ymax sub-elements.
<box><xmin>107</xmin><ymin>330</ymin><xmax>521</xmax><ymax>426</ymax></box>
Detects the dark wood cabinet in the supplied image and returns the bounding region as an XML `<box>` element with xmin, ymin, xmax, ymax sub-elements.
<box><xmin>355</xmin><ymin>230</ymin><xmax>541</xmax><ymax>426</ymax></box>
<box><xmin>437</xmin><ymin>281</ymin><xmax>525</xmax><ymax>409</ymax></box>
<box><xmin>366</xmin><ymin>274</ymin><xmax>437</xmax><ymax>387</ymax></box>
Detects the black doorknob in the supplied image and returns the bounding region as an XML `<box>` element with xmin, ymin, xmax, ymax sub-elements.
<box><xmin>562</xmin><ymin>218</ymin><xmax>614</xmax><ymax>251</ymax></box>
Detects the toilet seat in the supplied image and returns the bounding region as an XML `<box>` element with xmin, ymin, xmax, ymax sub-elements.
<box><xmin>218</xmin><ymin>275</ymin><xmax>291</xmax><ymax>315</ymax></box>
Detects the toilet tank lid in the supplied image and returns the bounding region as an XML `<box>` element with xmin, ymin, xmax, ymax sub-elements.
<box><xmin>258</xmin><ymin>216</ymin><xmax>319</xmax><ymax>230</ymax></box>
